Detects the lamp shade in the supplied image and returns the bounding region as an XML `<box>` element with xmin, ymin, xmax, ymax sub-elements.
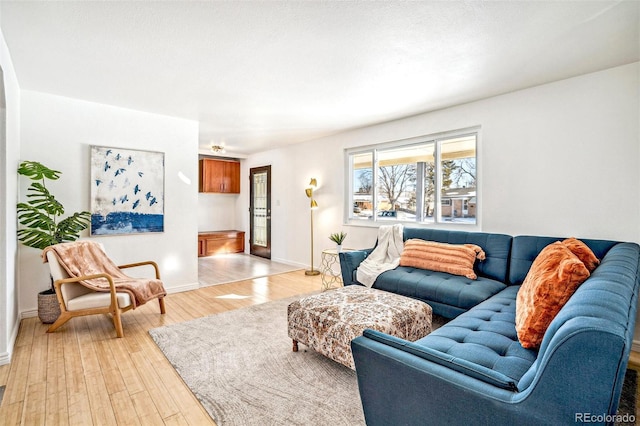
<box><xmin>310</xmin><ymin>199</ymin><xmax>318</xmax><ymax>209</ymax></box>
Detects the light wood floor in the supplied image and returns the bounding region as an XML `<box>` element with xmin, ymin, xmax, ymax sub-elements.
<box><xmin>198</xmin><ymin>253</ymin><xmax>301</xmax><ymax>287</ymax></box>
<box><xmin>0</xmin><ymin>270</ymin><xmax>322</xmax><ymax>425</ymax></box>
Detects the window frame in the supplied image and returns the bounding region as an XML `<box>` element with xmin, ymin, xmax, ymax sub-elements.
<box><xmin>344</xmin><ymin>127</ymin><xmax>480</xmax><ymax>228</ymax></box>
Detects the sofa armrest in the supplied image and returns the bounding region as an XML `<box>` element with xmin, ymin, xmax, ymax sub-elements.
<box><xmin>351</xmin><ymin>325</ymin><xmax>630</xmax><ymax>426</ymax></box>
<box><xmin>339</xmin><ymin>249</ymin><xmax>372</xmax><ymax>286</ymax></box>
<box><xmin>351</xmin><ymin>332</ymin><xmax>522</xmax><ymax>426</ymax></box>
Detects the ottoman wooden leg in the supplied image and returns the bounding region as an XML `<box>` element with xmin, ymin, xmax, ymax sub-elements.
<box><xmin>292</xmin><ymin>340</ymin><xmax>299</xmax><ymax>352</ymax></box>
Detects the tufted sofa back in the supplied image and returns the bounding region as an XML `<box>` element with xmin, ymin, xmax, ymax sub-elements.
<box><xmin>508</xmin><ymin>236</ymin><xmax>619</xmax><ymax>285</ymax></box>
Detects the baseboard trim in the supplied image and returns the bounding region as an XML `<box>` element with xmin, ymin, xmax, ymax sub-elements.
<box><xmin>270</xmin><ymin>257</ymin><xmax>306</xmax><ymax>269</ymax></box>
<box><xmin>21</xmin><ymin>309</ymin><xmax>37</xmax><ymax>319</ymax></box>
<box><xmin>166</xmin><ymin>281</ymin><xmax>200</xmax><ymax>294</ymax></box>
<box><xmin>0</xmin><ymin>351</ymin><xmax>11</xmax><ymax>366</ymax></box>
<box><xmin>0</xmin><ymin>318</ymin><xmax>21</xmax><ymax>366</ymax></box>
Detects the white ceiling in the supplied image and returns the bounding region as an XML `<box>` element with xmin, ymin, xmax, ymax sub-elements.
<box><xmin>1</xmin><ymin>1</ymin><xmax>638</xmax><ymax>156</ymax></box>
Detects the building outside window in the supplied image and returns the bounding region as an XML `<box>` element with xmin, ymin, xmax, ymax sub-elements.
<box><xmin>346</xmin><ymin>129</ymin><xmax>478</xmax><ymax>225</ymax></box>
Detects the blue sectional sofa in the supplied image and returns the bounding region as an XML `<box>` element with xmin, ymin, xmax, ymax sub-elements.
<box><xmin>339</xmin><ymin>229</ymin><xmax>640</xmax><ymax>425</ymax></box>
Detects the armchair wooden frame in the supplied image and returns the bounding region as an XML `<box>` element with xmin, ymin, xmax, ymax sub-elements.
<box><xmin>47</xmin><ymin>260</ymin><xmax>166</xmax><ymax>338</ymax></box>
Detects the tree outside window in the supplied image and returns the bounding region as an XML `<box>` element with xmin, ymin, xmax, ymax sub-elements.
<box><xmin>348</xmin><ymin>131</ymin><xmax>477</xmax><ymax>225</ymax></box>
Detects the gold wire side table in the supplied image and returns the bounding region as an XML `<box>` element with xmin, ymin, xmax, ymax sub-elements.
<box><xmin>320</xmin><ymin>248</ymin><xmax>354</xmax><ymax>291</ymax></box>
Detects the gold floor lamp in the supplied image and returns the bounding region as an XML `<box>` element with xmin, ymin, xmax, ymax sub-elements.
<box><xmin>305</xmin><ymin>178</ymin><xmax>320</xmax><ymax>276</ymax></box>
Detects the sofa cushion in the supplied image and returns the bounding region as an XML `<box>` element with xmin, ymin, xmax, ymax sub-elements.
<box><xmin>362</xmin><ymin>328</ymin><xmax>520</xmax><ymax>390</ymax></box>
<box><xmin>374</xmin><ymin>266</ymin><xmax>506</xmax><ymax>317</ymax></box>
<box><xmin>412</xmin><ymin>286</ymin><xmax>536</xmax><ymax>390</ymax></box>
<box><xmin>562</xmin><ymin>237</ymin><xmax>600</xmax><ymax>272</ymax></box>
<box><xmin>515</xmin><ymin>242</ymin><xmax>590</xmax><ymax>349</ymax></box>
<box><xmin>402</xmin><ymin>229</ymin><xmax>512</xmax><ymax>283</ymax></box>
<box><xmin>399</xmin><ymin>239</ymin><xmax>485</xmax><ymax>280</ymax></box>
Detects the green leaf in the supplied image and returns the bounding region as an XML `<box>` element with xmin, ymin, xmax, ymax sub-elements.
<box><xmin>17</xmin><ymin>161</ymin><xmax>61</xmax><ymax>181</ymax></box>
<box><xmin>328</xmin><ymin>231</ymin><xmax>347</xmax><ymax>244</ymax></box>
<box><xmin>55</xmin><ymin>212</ymin><xmax>91</xmax><ymax>243</ymax></box>
<box><xmin>25</xmin><ymin>183</ymin><xmax>64</xmax><ymax>216</ymax></box>
<box><xmin>17</xmin><ymin>203</ymin><xmax>55</xmax><ymax>231</ymax></box>
<box><xmin>17</xmin><ymin>229</ymin><xmax>57</xmax><ymax>250</ymax></box>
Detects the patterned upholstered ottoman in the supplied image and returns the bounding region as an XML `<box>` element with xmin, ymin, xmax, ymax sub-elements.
<box><xmin>287</xmin><ymin>286</ymin><xmax>432</xmax><ymax>369</ymax></box>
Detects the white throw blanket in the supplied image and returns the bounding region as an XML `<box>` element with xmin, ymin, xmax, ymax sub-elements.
<box><xmin>356</xmin><ymin>224</ymin><xmax>404</xmax><ymax>288</ymax></box>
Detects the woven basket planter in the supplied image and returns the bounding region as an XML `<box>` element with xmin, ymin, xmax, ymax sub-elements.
<box><xmin>38</xmin><ymin>290</ymin><xmax>61</xmax><ymax>324</ymax></box>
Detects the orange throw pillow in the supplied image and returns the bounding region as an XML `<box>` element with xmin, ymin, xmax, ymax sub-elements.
<box><xmin>399</xmin><ymin>239</ymin><xmax>485</xmax><ymax>280</ymax></box>
<box><xmin>562</xmin><ymin>237</ymin><xmax>600</xmax><ymax>272</ymax></box>
<box><xmin>515</xmin><ymin>242</ymin><xmax>590</xmax><ymax>349</ymax></box>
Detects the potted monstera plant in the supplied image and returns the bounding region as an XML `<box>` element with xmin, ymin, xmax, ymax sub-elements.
<box><xmin>17</xmin><ymin>161</ymin><xmax>91</xmax><ymax>323</ymax></box>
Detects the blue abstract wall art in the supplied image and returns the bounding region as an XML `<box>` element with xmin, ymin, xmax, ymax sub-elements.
<box><xmin>90</xmin><ymin>146</ymin><xmax>165</xmax><ymax>235</ymax></box>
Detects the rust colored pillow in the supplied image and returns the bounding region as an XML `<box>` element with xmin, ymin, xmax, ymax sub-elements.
<box><xmin>562</xmin><ymin>237</ymin><xmax>600</xmax><ymax>272</ymax></box>
<box><xmin>515</xmin><ymin>242</ymin><xmax>590</xmax><ymax>349</ymax></box>
<box><xmin>399</xmin><ymin>239</ymin><xmax>485</xmax><ymax>280</ymax></box>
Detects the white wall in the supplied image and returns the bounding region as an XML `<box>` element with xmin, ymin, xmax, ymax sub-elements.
<box><xmin>246</xmin><ymin>141</ymin><xmax>360</xmax><ymax>267</ymax></box>
<box><xmin>0</xmin><ymin>25</ymin><xmax>21</xmax><ymax>365</ymax></box>
<box><xmin>198</xmin><ymin>193</ymin><xmax>240</xmax><ymax>232</ymax></box>
<box><xmin>241</xmin><ymin>62</ymin><xmax>640</xmax><ymax>334</ymax></box>
<box><xmin>18</xmin><ymin>91</ymin><xmax>200</xmax><ymax>315</ymax></box>
<box><xmin>242</xmin><ymin>63</ymin><xmax>639</xmax><ymax>264</ymax></box>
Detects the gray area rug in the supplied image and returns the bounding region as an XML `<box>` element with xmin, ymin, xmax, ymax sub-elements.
<box><xmin>150</xmin><ymin>296</ymin><xmax>636</xmax><ymax>425</ymax></box>
<box><xmin>149</xmin><ymin>296</ymin><xmax>366</xmax><ymax>425</ymax></box>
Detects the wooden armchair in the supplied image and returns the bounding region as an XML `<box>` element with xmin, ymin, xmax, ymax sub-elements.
<box><xmin>43</xmin><ymin>241</ymin><xmax>167</xmax><ymax>338</ymax></box>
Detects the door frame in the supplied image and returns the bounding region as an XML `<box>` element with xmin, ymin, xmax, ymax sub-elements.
<box><xmin>249</xmin><ymin>165</ymin><xmax>271</xmax><ymax>259</ymax></box>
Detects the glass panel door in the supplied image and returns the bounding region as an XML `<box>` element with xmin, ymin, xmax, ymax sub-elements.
<box><xmin>250</xmin><ymin>166</ymin><xmax>271</xmax><ymax>259</ymax></box>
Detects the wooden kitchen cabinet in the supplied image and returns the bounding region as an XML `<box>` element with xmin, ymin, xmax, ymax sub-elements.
<box><xmin>198</xmin><ymin>230</ymin><xmax>245</xmax><ymax>256</ymax></box>
<box><xmin>199</xmin><ymin>158</ymin><xmax>240</xmax><ymax>193</ymax></box>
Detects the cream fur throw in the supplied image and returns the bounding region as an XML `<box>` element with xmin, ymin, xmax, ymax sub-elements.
<box><xmin>356</xmin><ymin>224</ymin><xmax>404</xmax><ymax>288</ymax></box>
